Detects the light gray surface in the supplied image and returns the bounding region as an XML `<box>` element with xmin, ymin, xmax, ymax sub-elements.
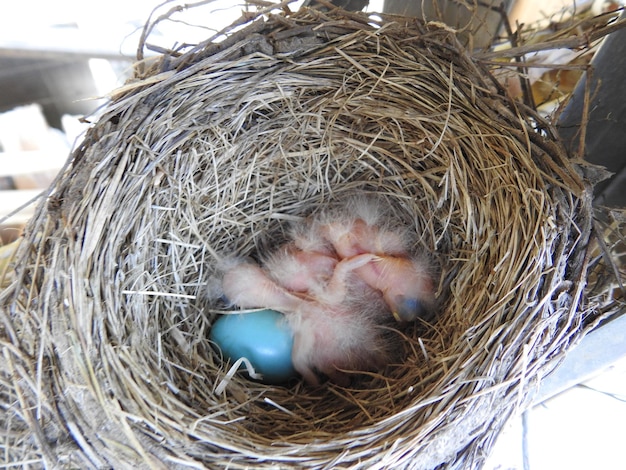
<box><xmin>533</xmin><ymin>313</ymin><xmax>626</xmax><ymax>405</ymax></box>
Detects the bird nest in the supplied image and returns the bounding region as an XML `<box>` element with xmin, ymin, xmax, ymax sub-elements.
<box><xmin>1</xmin><ymin>4</ymin><xmax>624</xmax><ymax>469</ymax></box>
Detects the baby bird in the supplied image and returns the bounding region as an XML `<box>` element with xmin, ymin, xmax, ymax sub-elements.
<box><xmin>352</xmin><ymin>254</ymin><xmax>435</xmax><ymax>322</ymax></box>
<box><xmin>307</xmin><ymin>198</ymin><xmax>436</xmax><ymax>322</ymax></box>
<box><xmin>221</xmin><ymin>260</ymin><xmax>302</xmax><ymax>312</ymax></box>
<box><xmin>221</xmin><ymin>254</ymin><xmax>397</xmax><ymax>386</ymax></box>
<box><xmin>217</xmin><ymin>195</ymin><xmax>437</xmax><ymax>385</ymax></box>
<box><xmin>263</xmin><ymin>244</ymin><xmax>337</xmax><ymax>294</ymax></box>
<box><xmin>313</xmin><ymin>197</ymin><xmax>409</xmax><ymax>258</ymax></box>
<box><xmin>289</xmin><ymin>285</ymin><xmax>395</xmax><ymax>386</ymax></box>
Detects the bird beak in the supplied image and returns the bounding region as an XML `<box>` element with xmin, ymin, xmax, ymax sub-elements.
<box><xmin>390</xmin><ymin>295</ymin><xmax>426</xmax><ymax>322</ymax></box>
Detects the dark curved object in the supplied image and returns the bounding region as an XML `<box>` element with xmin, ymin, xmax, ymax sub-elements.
<box><xmin>557</xmin><ymin>10</ymin><xmax>626</xmax><ymax>208</ymax></box>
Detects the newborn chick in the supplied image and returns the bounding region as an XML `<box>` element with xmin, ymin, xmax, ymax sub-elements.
<box><xmin>263</xmin><ymin>244</ymin><xmax>337</xmax><ymax>294</ymax></box>
<box><xmin>290</xmin><ymin>284</ymin><xmax>395</xmax><ymax>386</ymax></box>
<box><xmin>313</xmin><ymin>197</ymin><xmax>409</xmax><ymax>258</ymax></box>
<box><xmin>221</xmin><ymin>261</ymin><xmax>302</xmax><ymax>312</ymax></box>
<box><xmin>221</xmin><ymin>254</ymin><xmax>396</xmax><ymax>386</ymax></box>
<box><xmin>353</xmin><ymin>255</ymin><xmax>435</xmax><ymax>322</ymax></box>
<box><xmin>307</xmin><ymin>197</ymin><xmax>436</xmax><ymax>321</ymax></box>
<box><xmin>217</xmin><ymin>196</ymin><xmax>437</xmax><ymax>384</ymax></box>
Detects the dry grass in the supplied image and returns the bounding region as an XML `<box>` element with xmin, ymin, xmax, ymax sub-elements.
<box><xmin>1</xmin><ymin>3</ymin><xmax>624</xmax><ymax>469</ymax></box>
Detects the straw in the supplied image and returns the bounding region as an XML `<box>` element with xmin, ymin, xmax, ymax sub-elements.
<box><xmin>1</xmin><ymin>4</ymin><xmax>623</xmax><ymax>469</ymax></box>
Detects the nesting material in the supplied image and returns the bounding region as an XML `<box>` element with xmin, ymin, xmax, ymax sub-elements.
<box><xmin>1</xmin><ymin>5</ymin><xmax>623</xmax><ymax>469</ymax></box>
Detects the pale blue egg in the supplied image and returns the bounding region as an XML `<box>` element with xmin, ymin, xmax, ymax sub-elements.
<box><xmin>210</xmin><ymin>309</ymin><xmax>297</xmax><ymax>384</ymax></box>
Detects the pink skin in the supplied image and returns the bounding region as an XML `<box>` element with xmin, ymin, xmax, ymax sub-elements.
<box><xmin>221</xmin><ymin>262</ymin><xmax>302</xmax><ymax>312</ymax></box>
<box><xmin>318</xmin><ymin>218</ymin><xmax>408</xmax><ymax>258</ymax></box>
<box><xmin>313</xmin><ymin>197</ymin><xmax>409</xmax><ymax>258</ymax></box>
<box><xmin>354</xmin><ymin>255</ymin><xmax>435</xmax><ymax>322</ymax></box>
<box><xmin>263</xmin><ymin>244</ymin><xmax>338</xmax><ymax>294</ymax></box>
<box><xmin>313</xmin><ymin>216</ymin><xmax>435</xmax><ymax>321</ymax></box>
<box><xmin>221</xmin><ymin>254</ymin><xmax>391</xmax><ymax>385</ymax></box>
<box><xmin>290</xmin><ymin>297</ymin><xmax>390</xmax><ymax>386</ymax></box>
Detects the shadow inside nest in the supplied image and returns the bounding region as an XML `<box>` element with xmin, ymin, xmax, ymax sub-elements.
<box><xmin>192</xmin><ymin>321</ymin><xmax>446</xmax><ymax>438</ymax></box>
